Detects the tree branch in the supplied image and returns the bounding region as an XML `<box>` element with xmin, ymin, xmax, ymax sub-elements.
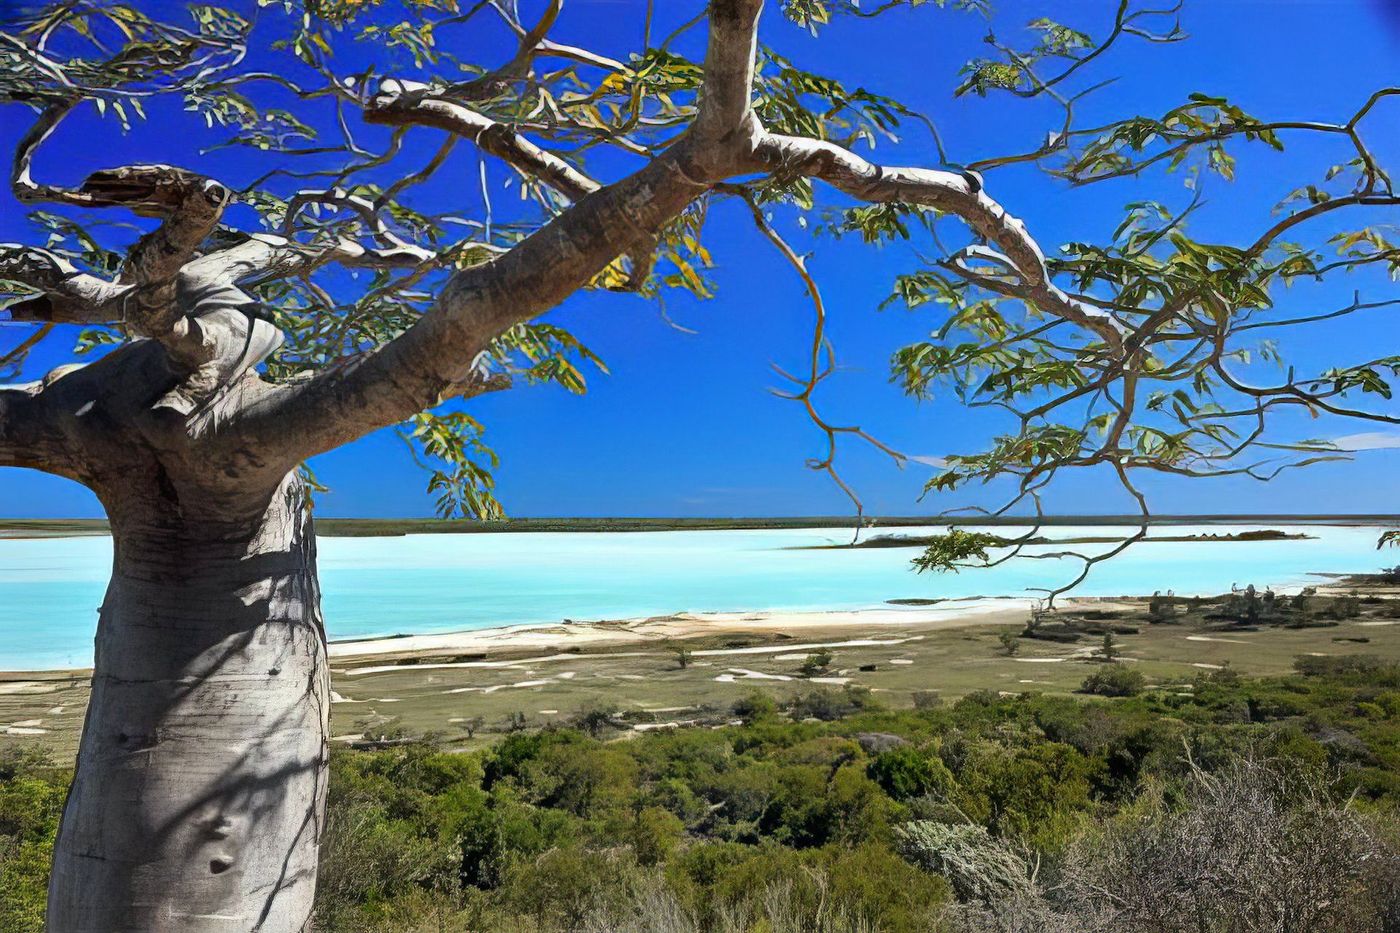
<box><xmin>8</xmin><ymin>117</ymin><xmax>235</xmax><ymax>360</ymax></box>
<box><xmin>361</xmin><ymin>79</ymin><xmax>660</xmax><ymax>288</ymax></box>
<box><xmin>0</xmin><ymin>244</ymin><xmax>131</xmax><ymax>323</ymax></box>
<box><xmin>81</xmin><ymin>164</ymin><xmax>233</xmax><ymax>344</ymax></box>
<box><xmin>751</xmin><ymin>134</ymin><xmax>1127</xmax><ymax>351</ymax></box>
<box><xmin>223</xmin><ymin>0</ymin><xmax>767</xmax><ymax>465</ymax></box>
<box><xmin>364</xmin><ymin>80</ymin><xmax>599</xmax><ymax>201</ymax></box>
<box><xmin>0</xmin><ymin>376</ymin><xmax>69</xmax><ymax>474</ymax></box>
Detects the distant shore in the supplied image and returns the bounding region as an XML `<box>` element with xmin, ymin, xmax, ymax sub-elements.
<box><xmin>807</xmin><ymin>528</ymin><xmax>1316</xmax><ymax>550</ymax></box>
<box><xmin>3</xmin><ymin>513</ymin><xmax>1398</xmax><ymax>539</ymax></box>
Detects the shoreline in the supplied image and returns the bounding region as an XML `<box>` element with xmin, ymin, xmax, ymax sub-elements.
<box><xmin>0</xmin><ymin>599</ymin><xmax>1041</xmax><ymax>679</ymax></box>
<box><xmin>0</xmin><ymin>571</ymin><xmax>1379</xmax><ymax>678</ymax></box>
<box><xmin>1</xmin><ymin>571</ymin><xmax>1381</xmax><ymax>678</ymax></box>
<box><xmin>326</xmin><ymin>599</ymin><xmax>1039</xmax><ymax>666</ymax></box>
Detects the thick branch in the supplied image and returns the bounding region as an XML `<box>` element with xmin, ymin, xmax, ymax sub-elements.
<box><xmin>365</xmin><ymin>80</ymin><xmax>599</xmax><ymax>201</ymax></box>
<box><xmin>229</xmin><ymin>145</ymin><xmax>711</xmax><ymax>463</ymax></box>
<box><xmin>0</xmin><ymin>229</ymin><xmax>427</xmax><ymax>327</ymax></box>
<box><xmin>9</xmin><ymin>138</ymin><xmax>234</xmax><ymax>358</ymax></box>
<box><xmin>0</xmin><ymin>245</ymin><xmax>131</xmax><ymax>323</ymax></box>
<box><xmin>80</xmin><ymin>165</ymin><xmax>233</xmax><ymax>341</ymax></box>
<box><xmin>0</xmin><ymin>376</ymin><xmax>69</xmax><ymax>473</ymax></box>
<box><xmin>693</xmin><ymin>0</ymin><xmax>764</xmax><ymax>143</ymax></box>
<box><xmin>362</xmin><ymin>80</ymin><xmax>662</xmax><ymax>287</ymax></box>
<box><xmin>751</xmin><ymin>134</ymin><xmax>1127</xmax><ymax>351</ymax></box>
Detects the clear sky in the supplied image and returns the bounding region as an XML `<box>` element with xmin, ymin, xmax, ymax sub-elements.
<box><xmin>1</xmin><ymin>0</ymin><xmax>1397</xmax><ymax>518</ymax></box>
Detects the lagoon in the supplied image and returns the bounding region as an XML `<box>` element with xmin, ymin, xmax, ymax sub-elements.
<box><xmin>0</xmin><ymin>522</ymin><xmax>1389</xmax><ymax>670</ymax></box>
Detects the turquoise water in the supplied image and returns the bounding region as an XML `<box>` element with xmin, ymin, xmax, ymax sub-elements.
<box><xmin>0</xmin><ymin>524</ymin><xmax>1388</xmax><ymax>670</ymax></box>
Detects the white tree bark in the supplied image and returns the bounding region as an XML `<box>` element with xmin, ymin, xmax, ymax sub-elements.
<box><xmin>1</xmin><ymin>321</ymin><xmax>328</xmax><ymax>931</ymax></box>
<box><xmin>48</xmin><ymin>473</ymin><xmax>328</xmax><ymax>933</ymax></box>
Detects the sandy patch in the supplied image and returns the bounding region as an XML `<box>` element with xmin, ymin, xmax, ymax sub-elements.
<box><xmin>446</xmin><ymin>679</ymin><xmax>552</xmax><ymax>695</ymax></box>
<box><xmin>4</xmin><ymin>720</ymin><xmax>47</xmax><ymax>736</ymax></box>
<box><xmin>635</xmin><ymin>721</ymin><xmax>695</xmax><ymax>732</ymax></box>
<box><xmin>327</xmin><ymin>603</ymin><xmax>1033</xmax><ymax>664</ymax></box>
<box><xmin>723</xmin><ymin>668</ymin><xmax>793</xmax><ymax>682</ymax></box>
<box><xmin>340</xmin><ymin>652</ymin><xmax>652</xmax><ymax>676</ymax></box>
<box><xmin>693</xmin><ymin>638</ymin><xmax>914</xmax><ymax>657</ymax></box>
<box><xmin>1186</xmin><ymin>635</ymin><xmax>1248</xmax><ymax>644</ymax></box>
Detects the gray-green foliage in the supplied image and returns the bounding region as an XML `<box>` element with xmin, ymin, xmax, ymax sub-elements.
<box><xmin>894</xmin><ymin>821</ymin><xmax>1033</xmax><ymax>904</ymax></box>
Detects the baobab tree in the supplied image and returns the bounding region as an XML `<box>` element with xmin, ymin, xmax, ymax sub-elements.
<box><xmin>0</xmin><ymin>0</ymin><xmax>1395</xmax><ymax>930</ymax></box>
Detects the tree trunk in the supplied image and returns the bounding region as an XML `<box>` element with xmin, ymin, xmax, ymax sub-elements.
<box><xmin>47</xmin><ymin>472</ymin><xmax>329</xmax><ymax>933</ymax></box>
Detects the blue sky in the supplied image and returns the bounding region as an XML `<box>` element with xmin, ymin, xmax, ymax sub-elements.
<box><xmin>1</xmin><ymin>0</ymin><xmax>1398</xmax><ymax>518</ymax></box>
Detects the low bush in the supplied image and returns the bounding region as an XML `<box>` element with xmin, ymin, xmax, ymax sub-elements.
<box><xmin>1080</xmin><ymin>665</ymin><xmax>1146</xmax><ymax>697</ymax></box>
<box><xmin>7</xmin><ymin>661</ymin><xmax>1400</xmax><ymax>932</ymax></box>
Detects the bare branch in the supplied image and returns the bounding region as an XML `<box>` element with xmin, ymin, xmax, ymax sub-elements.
<box><xmin>10</xmin><ymin>98</ymin><xmax>77</xmax><ymax>204</ymax></box>
<box><xmin>741</xmin><ymin>192</ymin><xmax>906</xmax><ymax>536</ymax></box>
<box><xmin>364</xmin><ymin>80</ymin><xmax>599</xmax><ymax>201</ymax></box>
<box><xmin>752</xmin><ymin>134</ymin><xmax>1128</xmax><ymax>351</ymax></box>
<box><xmin>80</xmin><ymin>164</ymin><xmax>233</xmax><ymax>341</ymax></box>
<box><xmin>0</xmin><ymin>244</ymin><xmax>131</xmax><ymax>323</ymax></box>
<box><xmin>190</xmin><ymin>232</ymin><xmax>441</xmax><ymax>287</ymax></box>
<box><xmin>0</xmin><ymin>376</ymin><xmax>66</xmax><ymax>473</ymax></box>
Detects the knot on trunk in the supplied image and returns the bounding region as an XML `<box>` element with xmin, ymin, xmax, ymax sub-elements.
<box><xmin>79</xmin><ymin>164</ymin><xmax>232</xmax><ymax>218</ymax></box>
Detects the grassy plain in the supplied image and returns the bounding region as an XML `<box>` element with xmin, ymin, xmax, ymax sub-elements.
<box><xmin>5</xmin><ymin>579</ymin><xmax>1399</xmax><ymax>758</ymax></box>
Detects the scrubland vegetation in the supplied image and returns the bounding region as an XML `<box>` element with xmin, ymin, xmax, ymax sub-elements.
<box><xmin>5</xmin><ymin>655</ymin><xmax>1400</xmax><ymax>931</ymax></box>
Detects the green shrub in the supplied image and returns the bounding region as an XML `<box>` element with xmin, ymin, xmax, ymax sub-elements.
<box><xmin>1080</xmin><ymin>665</ymin><xmax>1146</xmax><ymax>697</ymax></box>
<box><xmin>1294</xmin><ymin>654</ymin><xmax>1400</xmax><ymax>680</ymax></box>
<box><xmin>911</xmin><ymin>690</ymin><xmax>943</xmax><ymax>710</ymax></box>
<box><xmin>0</xmin><ymin>754</ymin><xmax>66</xmax><ymax>933</ymax></box>
<box><xmin>799</xmin><ymin>648</ymin><xmax>835</xmax><ymax>677</ymax></box>
<box><xmin>733</xmin><ymin>690</ymin><xmax>778</xmax><ymax>721</ymax></box>
<box><xmin>867</xmin><ymin>745</ymin><xmax>954</xmax><ymax>801</ymax></box>
<box><xmin>630</xmin><ymin>806</ymin><xmax>684</xmax><ymax>866</ymax></box>
<box><xmin>790</xmin><ymin>686</ymin><xmax>878</xmax><ymax>721</ymax></box>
